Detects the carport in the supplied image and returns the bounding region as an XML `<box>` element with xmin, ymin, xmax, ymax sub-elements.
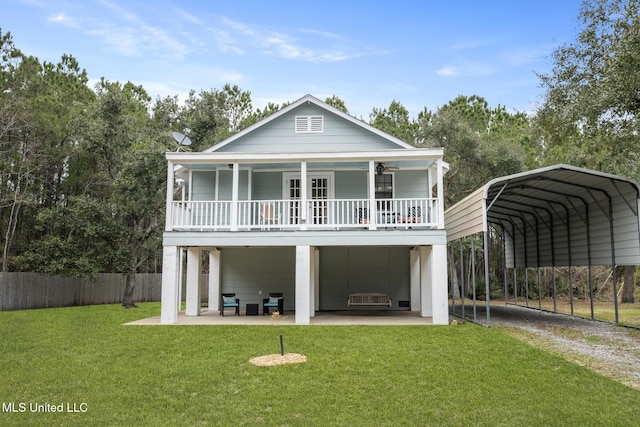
<box><xmin>444</xmin><ymin>164</ymin><xmax>640</xmax><ymax>326</ymax></box>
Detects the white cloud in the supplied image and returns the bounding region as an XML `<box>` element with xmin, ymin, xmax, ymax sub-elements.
<box><xmin>437</xmin><ymin>66</ymin><xmax>459</xmax><ymax>77</ymax></box>
<box><xmin>502</xmin><ymin>45</ymin><xmax>554</xmax><ymax>67</ymax></box>
<box><xmin>443</xmin><ymin>38</ymin><xmax>499</xmax><ymax>52</ymax></box>
<box><xmin>89</xmin><ymin>0</ymin><xmax>191</xmax><ymax>59</ymax></box>
<box><xmin>211</xmin><ymin>16</ymin><xmax>371</xmax><ymax>63</ymax></box>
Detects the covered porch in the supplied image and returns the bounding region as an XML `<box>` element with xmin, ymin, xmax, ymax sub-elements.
<box><xmin>159</xmin><ymin>244</ymin><xmax>449</xmax><ymax>325</ymax></box>
<box><xmin>165</xmin><ymin>149</ymin><xmax>447</xmax><ymax>233</ymax></box>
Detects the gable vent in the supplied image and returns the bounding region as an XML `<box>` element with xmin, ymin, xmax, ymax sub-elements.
<box><xmin>295</xmin><ymin>115</ymin><xmax>324</xmax><ymax>133</ymax></box>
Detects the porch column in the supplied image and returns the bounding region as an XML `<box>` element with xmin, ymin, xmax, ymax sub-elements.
<box><xmin>165</xmin><ymin>160</ymin><xmax>174</xmax><ymax>231</ymax></box>
<box><xmin>368</xmin><ymin>160</ymin><xmax>377</xmax><ymax>230</ymax></box>
<box><xmin>436</xmin><ymin>159</ymin><xmax>445</xmax><ymax>229</ymax></box>
<box><xmin>427</xmin><ymin>166</ymin><xmax>434</xmax><ymax>200</ymax></box>
<box><xmin>160</xmin><ymin>246</ymin><xmax>180</xmax><ymax>324</ymax></box>
<box><xmin>208</xmin><ymin>249</ymin><xmax>221</xmax><ymax>312</ymax></box>
<box><xmin>410</xmin><ymin>247</ymin><xmax>421</xmax><ymax>311</ymax></box>
<box><xmin>231</xmin><ymin>162</ymin><xmax>239</xmax><ymax>231</ymax></box>
<box><xmin>420</xmin><ymin>245</ymin><xmax>448</xmax><ymax>324</ymax></box>
<box><xmin>295</xmin><ymin>245</ymin><xmax>312</xmax><ymax>325</ymax></box>
<box><xmin>185</xmin><ymin>247</ymin><xmax>202</xmax><ymax>316</ymax></box>
<box><xmin>300</xmin><ymin>161</ymin><xmax>308</xmax><ymax>230</ymax></box>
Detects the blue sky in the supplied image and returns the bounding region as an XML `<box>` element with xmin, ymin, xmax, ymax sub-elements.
<box><xmin>4</xmin><ymin>0</ymin><xmax>583</xmax><ymax>119</ymax></box>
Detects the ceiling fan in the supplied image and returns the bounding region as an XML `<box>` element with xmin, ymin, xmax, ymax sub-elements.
<box><xmin>359</xmin><ymin>162</ymin><xmax>400</xmax><ymax>175</ymax></box>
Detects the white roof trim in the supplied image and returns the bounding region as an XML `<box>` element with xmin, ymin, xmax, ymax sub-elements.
<box><xmin>203</xmin><ymin>94</ymin><xmax>416</xmax><ymax>153</ymax></box>
<box><xmin>168</xmin><ymin>148</ymin><xmax>444</xmax><ymax>165</ymax></box>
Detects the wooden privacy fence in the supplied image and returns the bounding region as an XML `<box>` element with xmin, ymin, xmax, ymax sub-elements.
<box><xmin>0</xmin><ymin>273</ymin><xmax>164</xmax><ymax>311</ymax></box>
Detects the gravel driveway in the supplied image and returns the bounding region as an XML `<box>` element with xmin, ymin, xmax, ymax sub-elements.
<box><xmin>474</xmin><ymin>304</ymin><xmax>640</xmax><ymax>390</ymax></box>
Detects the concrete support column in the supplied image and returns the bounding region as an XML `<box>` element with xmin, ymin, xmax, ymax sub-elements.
<box><xmin>185</xmin><ymin>247</ymin><xmax>202</xmax><ymax>316</ymax></box>
<box><xmin>295</xmin><ymin>245</ymin><xmax>312</xmax><ymax>325</ymax></box>
<box><xmin>419</xmin><ymin>246</ymin><xmax>433</xmax><ymax>318</ymax></box>
<box><xmin>208</xmin><ymin>249</ymin><xmax>221</xmax><ymax>312</ymax></box>
<box><xmin>419</xmin><ymin>245</ymin><xmax>449</xmax><ymax>324</ymax></box>
<box><xmin>313</xmin><ymin>247</ymin><xmax>320</xmax><ymax>314</ymax></box>
<box><xmin>431</xmin><ymin>244</ymin><xmax>449</xmax><ymax>324</ymax></box>
<box><xmin>160</xmin><ymin>246</ymin><xmax>180</xmax><ymax>324</ymax></box>
<box><xmin>410</xmin><ymin>248</ymin><xmax>421</xmax><ymax>311</ymax></box>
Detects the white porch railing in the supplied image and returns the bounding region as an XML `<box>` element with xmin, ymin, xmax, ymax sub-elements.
<box><xmin>170</xmin><ymin>198</ymin><xmax>439</xmax><ymax>231</ymax></box>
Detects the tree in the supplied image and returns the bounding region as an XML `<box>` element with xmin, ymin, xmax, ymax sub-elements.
<box><xmin>369</xmin><ymin>100</ymin><xmax>418</xmax><ymax>143</ymax></box>
<box><xmin>181</xmin><ymin>84</ymin><xmax>255</xmax><ymax>150</ymax></box>
<box><xmin>15</xmin><ymin>79</ymin><xmax>168</xmax><ymax>307</ymax></box>
<box><xmin>0</xmin><ymin>30</ymin><xmax>94</xmax><ymax>271</ymax></box>
<box><xmin>325</xmin><ymin>95</ymin><xmax>348</xmax><ymax>113</ymax></box>
<box><xmin>420</xmin><ymin>96</ymin><xmax>527</xmax><ymax>207</ymax></box>
<box><xmin>536</xmin><ymin>0</ymin><xmax>640</xmax><ymax>302</ymax></box>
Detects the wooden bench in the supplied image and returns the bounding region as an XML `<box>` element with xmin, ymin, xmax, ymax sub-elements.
<box><xmin>347</xmin><ymin>293</ymin><xmax>392</xmax><ymax>308</ymax></box>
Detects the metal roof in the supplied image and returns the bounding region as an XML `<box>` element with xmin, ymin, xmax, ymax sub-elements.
<box><xmin>444</xmin><ymin>164</ymin><xmax>640</xmax><ymax>267</ymax></box>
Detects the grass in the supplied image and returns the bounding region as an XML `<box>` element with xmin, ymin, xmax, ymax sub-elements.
<box><xmin>1</xmin><ymin>304</ymin><xmax>640</xmax><ymax>426</ymax></box>
<box><xmin>509</xmin><ymin>298</ymin><xmax>640</xmax><ymax>326</ymax></box>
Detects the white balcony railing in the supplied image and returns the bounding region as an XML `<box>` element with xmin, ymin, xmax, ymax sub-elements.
<box><xmin>170</xmin><ymin>198</ymin><xmax>439</xmax><ymax>231</ymax></box>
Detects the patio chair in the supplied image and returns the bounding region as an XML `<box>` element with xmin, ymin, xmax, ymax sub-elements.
<box><xmin>259</xmin><ymin>202</ymin><xmax>280</xmax><ymax>226</ymax></box>
<box><xmin>262</xmin><ymin>292</ymin><xmax>284</xmax><ymax>315</ymax></box>
<box><xmin>357</xmin><ymin>208</ymin><xmax>369</xmax><ymax>224</ymax></box>
<box><xmin>400</xmin><ymin>206</ymin><xmax>422</xmax><ymax>223</ymax></box>
<box><xmin>220</xmin><ymin>293</ymin><xmax>240</xmax><ymax>316</ymax></box>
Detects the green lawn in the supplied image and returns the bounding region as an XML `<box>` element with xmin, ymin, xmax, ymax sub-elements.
<box><xmin>1</xmin><ymin>303</ymin><xmax>639</xmax><ymax>426</ymax></box>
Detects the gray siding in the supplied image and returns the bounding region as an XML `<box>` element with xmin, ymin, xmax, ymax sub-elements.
<box><xmin>394</xmin><ymin>170</ymin><xmax>429</xmax><ymax>198</ymax></box>
<box><xmin>220</xmin><ymin>247</ymin><xmax>295</xmax><ymax>310</ymax></box>
<box><xmin>319</xmin><ymin>247</ymin><xmax>410</xmax><ymax>310</ymax></box>
<box><xmin>217</xmin><ymin>170</ymin><xmax>249</xmax><ymax>200</ymax></box>
<box><xmin>252</xmin><ymin>171</ymin><xmax>283</xmax><ymax>200</ymax></box>
<box><xmin>335</xmin><ymin>171</ymin><xmax>367</xmax><ymax>198</ymax></box>
<box><xmin>191</xmin><ymin>171</ymin><xmax>216</xmax><ymax>200</ymax></box>
<box><xmin>191</xmin><ymin>170</ymin><xmax>250</xmax><ymax>201</ymax></box>
<box><xmin>217</xmin><ymin>246</ymin><xmax>411</xmax><ymax>312</ymax></box>
<box><xmin>216</xmin><ymin>104</ymin><xmax>405</xmax><ymax>153</ymax></box>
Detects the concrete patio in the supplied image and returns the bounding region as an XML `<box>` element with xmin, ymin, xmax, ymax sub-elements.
<box><xmin>125</xmin><ymin>309</ymin><xmax>435</xmax><ymax>326</ymax></box>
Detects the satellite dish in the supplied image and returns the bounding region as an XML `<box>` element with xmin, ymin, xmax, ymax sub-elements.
<box><xmin>172</xmin><ymin>131</ymin><xmax>192</xmax><ymax>151</ymax></box>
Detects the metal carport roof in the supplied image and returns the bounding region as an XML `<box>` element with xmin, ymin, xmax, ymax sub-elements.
<box><xmin>444</xmin><ymin>164</ymin><xmax>640</xmax><ymax>325</ymax></box>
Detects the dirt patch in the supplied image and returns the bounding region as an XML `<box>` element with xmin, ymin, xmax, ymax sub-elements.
<box><xmin>249</xmin><ymin>353</ymin><xmax>307</xmax><ymax>366</ymax></box>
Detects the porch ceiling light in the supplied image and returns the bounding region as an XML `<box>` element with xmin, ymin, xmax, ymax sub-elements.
<box><xmin>376</xmin><ymin>162</ymin><xmax>385</xmax><ymax>175</ymax></box>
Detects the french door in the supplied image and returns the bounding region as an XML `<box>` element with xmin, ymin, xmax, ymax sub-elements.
<box><xmin>284</xmin><ymin>173</ymin><xmax>333</xmax><ymax>225</ymax></box>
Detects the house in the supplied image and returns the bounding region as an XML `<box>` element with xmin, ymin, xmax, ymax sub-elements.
<box><xmin>160</xmin><ymin>95</ymin><xmax>449</xmax><ymax>325</ymax></box>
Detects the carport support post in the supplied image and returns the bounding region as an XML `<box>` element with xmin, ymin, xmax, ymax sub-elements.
<box><xmin>471</xmin><ymin>235</ymin><xmax>477</xmax><ymax>322</ymax></box>
<box><xmin>483</xmin><ymin>229</ymin><xmax>491</xmax><ymax>327</ymax></box>
<box><xmin>185</xmin><ymin>247</ymin><xmax>202</xmax><ymax>316</ymax></box>
<box><xmin>460</xmin><ymin>239</ymin><xmax>465</xmax><ymax>319</ymax></box>
<box><xmin>160</xmin><ymin>246</ymin><xmax>180</xmax><ymax>324</ymax></box>
<box><xmin>208</xmin><ymin>249</ymin><xmax>221</xmax><ymax>312</ymax></box>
